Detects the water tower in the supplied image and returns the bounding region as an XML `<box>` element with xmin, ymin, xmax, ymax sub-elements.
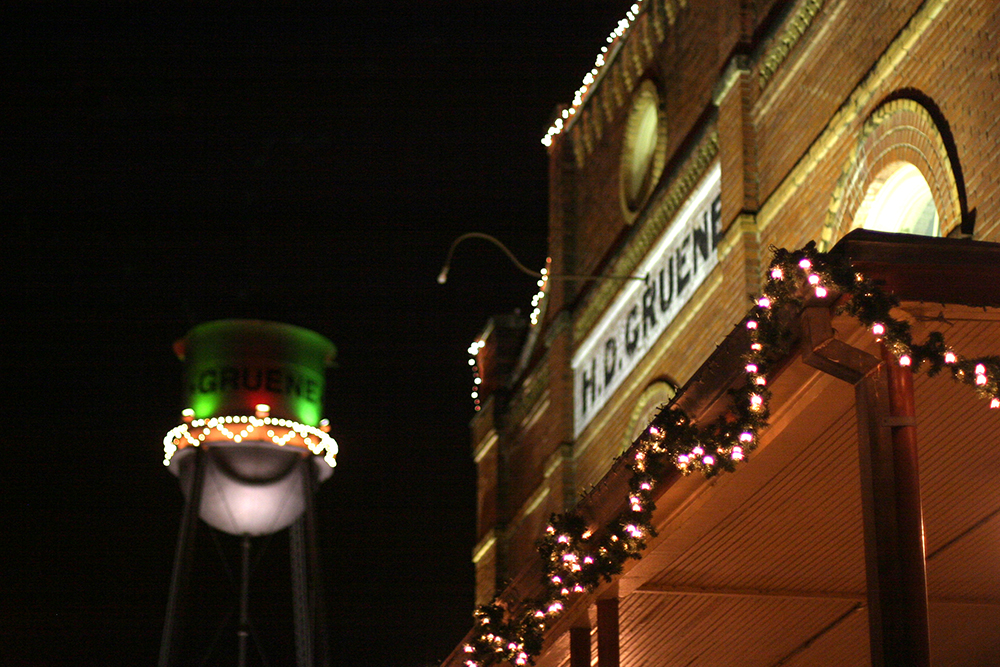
<box><xmin>159</xmin><ymin>320</ymin><xmax>337</xmax><ymax>667</ymax></box>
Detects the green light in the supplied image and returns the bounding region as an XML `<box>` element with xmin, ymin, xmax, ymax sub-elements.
<box><xmin>176</xmin><ymin>320</ymin><xmax>335</xmax><ymax>426</ymax></box>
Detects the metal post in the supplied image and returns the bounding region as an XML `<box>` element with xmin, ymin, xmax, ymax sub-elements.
<box><xmin>854</xmin><ymin>348</ymin><xmax>930</xmax><ymax>667</ymax></box>
<box><xmin>302</xmin><ymin>459</ymin><xmax>331</xmax><ymax>667</ymax></box>
<box><xmin>159</xmin><ymin>446</ymin><xmax>207</xmax><ymax>667</ymax></box>
<box><xmin>291</xmin><ymin>512</ymin><xmax>314</xmax><ymax>667</ymax></box>
<box><xmin>238</xmin><ymin>534</ymin><xmax>251</xmax><ymax>667</ymax></box>
<box><xmin>292</xmin><ymin>458</ymin><xmax>330</xmax><ymax>667</ymax></box>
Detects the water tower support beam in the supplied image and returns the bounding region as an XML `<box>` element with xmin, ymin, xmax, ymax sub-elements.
<box><xmin>238</xmin><ymin>534</ymin><xmax>251</xmax><ymax>667</ymax></box>
<box><xmin>159</xmin><ymin>446</ymin><xmax>207</xmax><ymax>667</ymax></box>
<box><xmin>291</xmin><ymin>510</ymin><xmax>313</xmax><ymax>667</ymax></box>
<box><xmin>292</xmin><ymin>459</ymin><xmax>331</xmax><ymax>667</ymax></box>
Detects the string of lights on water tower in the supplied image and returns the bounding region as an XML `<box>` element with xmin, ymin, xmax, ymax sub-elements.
<box><xmin>163</xmin><ymin>404</ymin><xmax>339</xmax><ymax>467</ymax></box>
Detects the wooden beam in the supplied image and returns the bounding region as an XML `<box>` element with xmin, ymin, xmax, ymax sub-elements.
<box><xmin>634</xmin><ymin>584</ymin><xmax>1000</xmax><ymax>607</ymax></box>
<box><xmin>596</xmin><ymin>598</ymin><xmax>620</xmax><ymax>667</ymax></box>
<box><xmin>634</xmin><ymin>584</ymin><xmax>863</xmax><ymax>601</ymax></box>
<box><xmin>801</xmin><ymin>307</ymin><xmax>879</xmax><ymax>384</ymax></box>
<box><xmin>569</xmin><ymin>626</ymin><xmax>591</xmax><ymax>667</ymax></box>
<box><xmin>835</xmin><ymin>229</ymin><xmax>1000</xmax><ymax>308</ymax></box>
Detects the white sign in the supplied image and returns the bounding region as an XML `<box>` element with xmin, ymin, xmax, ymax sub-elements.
<box><xmin>573</xmin><ymin>163</ymin><xmax>722</xmax><ymax>436</ymax></box>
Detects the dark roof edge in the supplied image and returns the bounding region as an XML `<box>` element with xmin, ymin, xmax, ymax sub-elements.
<box><xmin>830</xmin><ymin>229</ymin><xmax>1000</xmax><ymax>307</ymax></box>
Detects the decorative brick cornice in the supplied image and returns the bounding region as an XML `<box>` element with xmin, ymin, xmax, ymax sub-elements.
<box><xmin>821</xmin><ymin>98</ymin><xmax>962</xmax><ymax>249</ymax></box>
<box><xmin>758</xmin><ymin>0</ymin><xmax>825</xmax><ymax>90</ymax></box>
<box><xmin>568</xmin><ymin>0</ymin><xmax>680</xmax><ymax>169</ymax></box>
<box><xmin>506</xmin><ymin>361</ymin><xmax>550</xmax><ymax>431</ymax></box>
<box><xmin>573</xmin><ymin>129</ymin><xmax>719</xmax><ymax>343</ymax></box>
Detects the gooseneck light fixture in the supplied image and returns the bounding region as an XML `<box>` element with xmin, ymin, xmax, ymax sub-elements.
<box><xmin>437</xmin><ymin>232</ymin><xmax>645</xmax><ymax>284</ymax></box>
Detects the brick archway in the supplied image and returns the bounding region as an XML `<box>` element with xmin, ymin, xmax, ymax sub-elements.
<box><xmin>821</xmin><ymin>99</ymin><xmax>962</xmax><ymax>250</ymax></box>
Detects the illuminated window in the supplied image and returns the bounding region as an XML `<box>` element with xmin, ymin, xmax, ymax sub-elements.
<box><xmin>856</xmin><ymin>163</ymin><xmax>939</xmax><ymax>236</ymax></box>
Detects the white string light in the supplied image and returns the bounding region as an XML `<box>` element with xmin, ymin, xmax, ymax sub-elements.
<box><xmin>163</xmin><ymin>414</ymin><xmax>338</xmax><ymax>468</ymax></box>
<box><xmin>468</xmin><ymin>338</ymin><xmax>486</xmax><ymax>411</ymax></box>
<box><xmin>529</xmin><ymin>263</ymin><xmax>550</xmax><ymax>326</ymax></box>
<box><xmin>467</xmin><ymin>260</ymin><xmax>549</xmax><ymax>410</ymax></box>
<box><xmin>542</xmin><ymin>3</ymin><xmax>644</xmax><ymax>147</ymax></box>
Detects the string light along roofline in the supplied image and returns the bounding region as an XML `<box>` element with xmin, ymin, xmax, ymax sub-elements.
<box><xmin>439</xmin><ymin>231</ymin><xmax>644</xmax><ymax>411</ymax></box>
<box><xmin>542</xmin><ymin>2</ymin><xmax>644</xmax><ymax>148</ymax></box>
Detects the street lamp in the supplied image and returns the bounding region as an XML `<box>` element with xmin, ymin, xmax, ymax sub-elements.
<box><xmin>437</xmin><ymin>232</ymin><xmax>645</xmax><ymax>285</ymax></box>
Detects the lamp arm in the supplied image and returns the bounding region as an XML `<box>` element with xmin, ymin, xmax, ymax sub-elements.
<box><xmin>438</xmin><ymin>232</ymin><xmax>645</xmax><ymax>284</ymax></box>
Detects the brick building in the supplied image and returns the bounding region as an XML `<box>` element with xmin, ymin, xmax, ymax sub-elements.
<box><xmin>447</xmin><ymin>0</ymin><xmax>1000</xmax><ymax>665</ymax></box>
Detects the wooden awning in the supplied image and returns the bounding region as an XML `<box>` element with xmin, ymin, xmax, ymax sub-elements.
<box><xmin>445</xmin><ymin>230</ymin><xmax>1000</xmax><ymax>666</ymax></box>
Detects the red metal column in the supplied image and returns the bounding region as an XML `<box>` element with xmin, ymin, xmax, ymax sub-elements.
<box><xmin>854</xmin><ymin>348</ymin><xmax>930</xmax><ymax>667</ymax></box>
<box><xmin>596</xmin><ymin>598</ymin><xmax>620</xmax><ymax>667</ymax></box>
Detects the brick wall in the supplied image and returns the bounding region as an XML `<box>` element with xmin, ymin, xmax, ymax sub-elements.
<box><xmin>470</xmin><ymin>0</ymin><xmax>1000</xmax><ymax>610</ymax></box>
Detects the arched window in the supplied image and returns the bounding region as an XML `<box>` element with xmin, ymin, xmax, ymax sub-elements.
<box><xmin>820</xmin><ymin>99</ymin><xmax>962</xmax><ymax>250</ymax></box>
<box><xmin>856</xmin><ymin>162</ymin><xmax>939</xmax><ymax>236</ymax></box>
<box><xmin>620</xmin><ymin>381</ymin><xmax>676</xmax><ymax>455</ymax></box>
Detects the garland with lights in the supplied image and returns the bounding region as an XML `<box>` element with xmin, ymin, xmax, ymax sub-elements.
<box><xmin>460</xmin><ymin>241</ymin><xmax>1000</xmax><ymax>667</ymax></box>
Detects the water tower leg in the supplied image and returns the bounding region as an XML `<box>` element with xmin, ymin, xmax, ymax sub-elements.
<box><xmin>291</xmin><ymin>513</ymin><xmax>313</xmax><ymax>667</ymax></box>
<box><xmin>292</xmin><ymin>458</ymin><xmax>330</xmax><ymax>667</ymax></box>
<box><xmin>159</xmin><ymin>446</ymin><xmax>207</xmax><ymax>667</ymax></box>
<box><xmin>238</xmin><ymin>534</ymin><xmax>251</xmax><ymax>667</ymax></box>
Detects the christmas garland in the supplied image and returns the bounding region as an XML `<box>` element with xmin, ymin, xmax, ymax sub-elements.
<box><xmin>460</xmin><ymin>242</ymin><xmax>1000</xmax><ymax>667</ymax></box>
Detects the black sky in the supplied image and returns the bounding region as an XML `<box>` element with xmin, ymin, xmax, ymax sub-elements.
<box><xmin>2</xmin><ymin>3</ymin><xmax>631</xmax><ymax>666</ymax></box>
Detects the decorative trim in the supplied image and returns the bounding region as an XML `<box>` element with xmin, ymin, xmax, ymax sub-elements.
<box><xmin>472</xmin><ymin>531</ymin><xmax>498</xmax><ymax>565</ymax></box>
<box><xmin>820</xmin><ymin>98</ymin><xmax>962</xmax><ymax>250</ymax></box>
<box><xmin>565</xmin><ymin>6</ymin><xmax>666</xmax><ymax>168</ymax></box>
<box><xmin>520</xmin><ymin>486</ymin><xmax>551</xmax><ymax>520</ymax></box>
<box><xmin>620</xmin><ymin>381</ymin><xmax>676</xmax><ymax>454</ymax></box>
<box><xmin>473</xmin><ymin>431</ymin><xmax>499</xmax><ymax>464</ymax></box>
<box><xmin>620</xmin><ymin>80</ymin><xmax>669</xmax><ymax>221</ymax></box>
<box><xmin>574</xmin><ymin>129</ymin><xmax>719</xmax><ymax>343</ymax></box>
<box><xmin>757</xmin><ymin>0</ymin><xmax>951</xmax><ymax>236</ymax></box>
<box><xmin>713</xmin><ymin>55</ymin><xmax>749</xmax><ymax>106</ymax></box>
<box><xmin>758</xmin><ymin>0</ymin><xmax>825</xmax><ymax>90</ymax></box>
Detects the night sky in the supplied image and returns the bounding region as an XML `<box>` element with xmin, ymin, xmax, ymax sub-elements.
<box><xmin>2</xmin><ymin>3</ymin><xmax>630</xmax><ymax>666</ymax></box>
